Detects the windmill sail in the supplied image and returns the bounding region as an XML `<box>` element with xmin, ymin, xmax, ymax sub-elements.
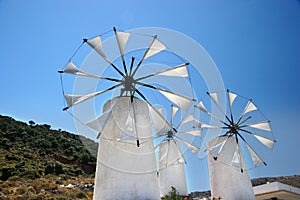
<box><xmin>200</xmin><ymin>122</ymin><xmax>222</xmax><ymax>129</ymax></box>
<box><xmin>228</xmin><ymin>91</ymin><xmax>237</xmax><ymax>109</ymax></box>
<box><xmin>155</xmin><ymin>64</ymin><xmax>188</xmax><ymax>77</ymax></box>
<box><xmin>246</xmin><ymin>143</ymin><xmax>265</xmax><ymax>167</ymax></box>
<box><xmin>159</xmin><ymin>141</ymin><xmax>186</xmax><ymax>166</ymax></box>
<box><xmin>142</xmin><ymin>37</ymin><xmax>166</xmax><ymax>61</ymax></box>
<box><xmin>87</xmin><ymin>35</ymin><xmax>125</xmax><ymax>77</ymax></box>
<box><xmin>115</xmin><ymin>31</ymin><xmax>130</xmax><ymax>57</ymax></box>
<box><xmin>242</xmin><ymin>100</ymin><xmax>257</xmax><ymax>116</ymax></box>
<box><xmin>114</xmin><ymin>29</ymin><xmax>130</xmax><ymax>75</ymax></box>
<box><xmin>63</xmin><ymin>83</ymin><xmax>122</xmax><ymax>110</ymax></box>
<box><xmin>197</xmin><ymin>101</ymin><xmax>208</xmax><ymax>113</ymax></box>
<box><xmin>231</xmin><ymin>144</ymin><xmax>242</xmax><ymax>169</ymax></box>
<box><xmin>175</xmin><ymin>135</ymin><xmax>199</xmax><ymax>153</ymax></box>
<box><xmin>132</xmin><ymin>36</ymin><xmax>167</xmax><ymax>77</ymax></box>
<box><xmin>209</xmin><ymin>92</ymin><xmax>219</xmax><ymax>106</ymax></box>
<box><xmin>60</xmin><ymin>61</ymin><xmax>101</xmax><ymax>78</ymax></box>
<box><xmin>179</xmin><ymin>130</ymin><xmax>201</xmax><ymax>137</ymax></box>
<box><xmin>60</xmin><ymin>61</ymin><xmax>122</xmax><ymax>83</ymax></box>
<box><xmin>86</xmin><ymin>36</ymin><xmax>107</xmax><ymax>59</ymax></box>
<box><xmin>136</xmin><ymin>63</ymin><xmax>189</xmax><ymax>82</ymax></box>
<box><xmin>85</xmin><ymin>100</ymin><xmax>118</xmax><ymax>138</ymax></box>
<box><xmin>180</xmin><ymin>114</ymin><xmax>196</xmax><ymax>126</ymax></box>
<box><xmin>171</xmin><ymin>106</ymin><xmax>179</xmax><ymax>119</ymax></box>
<box><xmin>240</xmin><ymin>128</ymin><xmax>275</xmax><ymax>149</ymax></box>
<box><xmin>246</xmin><ymin>121</ymin><xmax>271</xmax><ymax>132</ymax></box>
<box><xmin>227</xmin><ymin>90</ymin><xmax>237</xmax><ymax>121</ymax></box>
<box><xmin>148</xmin><ymin>104</ymin><xmax>171</xmax><ymax>135</ymax></box>
<box><xmin>207</xmin><ymin>92</ymin><xmax>227</xmax><ymax>117</ymax></box>
<box><xmin>208</xmin><ymin>136</ymin><xmax>228</xmax><ymax>158</ymax></box>
<box><xmin>253</xmin><ymin>134</ymin><xmax>275</xmax><ymax>149</ymax></box>
<box><xmin>182</xmin><ymin>140</ymin><xmax>199</xmax><ymax>153</ymax></box>
<box><xmin>157</xmin><ymin>88</ymin><xmax>194</xmax><ymax>112</ymax></box>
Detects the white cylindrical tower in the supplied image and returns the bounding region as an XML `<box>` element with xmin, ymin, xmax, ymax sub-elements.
<box><xmin>207</xmin><ymin>136</ymin><xmax>255</xmax><ymax>200</ymax></box>
<box><xmin>93</xmin><ymin>97</ymin><xmax>160</xmax><ymax>200</ymax></box>
<box><xmin>159</xmin><ymin>140</ymin><xmax>188</xmax><ymax>197</ymax></box>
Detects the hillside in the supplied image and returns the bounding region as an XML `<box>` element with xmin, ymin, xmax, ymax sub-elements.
<box><xmin>0</xmin><ymin>114</ymin><xmax>98</xmax><ymax>199</ymax></box>
<box><xmin>252</xmin><ymin>174</ymin><xmax>300</xmax><ymax>188</ymax></box>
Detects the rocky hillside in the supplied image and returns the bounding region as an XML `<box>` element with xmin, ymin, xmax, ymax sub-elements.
<box><xmin>0</xmin><ymin>114</ymin><xmax>98</xmax><ymax>199</ymax></box>
<box><xmin>252</xmin><ymin>174</ymin><xmax>300</xmax><ymax>188</ymax></box>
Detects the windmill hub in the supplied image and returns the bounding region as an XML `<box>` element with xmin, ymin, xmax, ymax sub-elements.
<box><xmin>167</xmin><ymin>130</ymin><xmax>174</xmax><ymax>140</ymax></box>
<box><xmin>123</xmin><ymin>75</ymin><xmax>135</xmax><ymax>92</ymax></box>
<box><xmin>230</xmin><ymin>124</ymin><xmax>239</xmax><ymax>133</ymax></box>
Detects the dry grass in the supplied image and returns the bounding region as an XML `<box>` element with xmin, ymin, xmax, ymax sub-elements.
<box><xmin>0</xmin><ymin>176</ymin><xmax>94</xmax><ymax>200</ymax></box>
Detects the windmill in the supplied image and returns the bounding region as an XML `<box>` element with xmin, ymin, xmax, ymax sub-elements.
<box><xmin>155</xmin><ymin>105</ymin><xmax>200</xmax><ymax>196</ymax></box>
<box><xmin>195</xmin><ymin>89</ymin><xmax>276</xmax><ymax>200</ymax></box>
<box><xmin>58</xmin><ymin>27</ymin><xmax>196</xmax><ymax>200</ymax></box>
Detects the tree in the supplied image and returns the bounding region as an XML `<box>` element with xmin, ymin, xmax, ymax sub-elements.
<box><xmin>29</xmin><ymin>120</ymin><xmax>35</xmax><ymax>126</ymax></box>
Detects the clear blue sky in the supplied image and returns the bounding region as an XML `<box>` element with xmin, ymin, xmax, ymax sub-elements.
<box><xmin>0</xmin><ymin>0</ymin><xmax>299</xmax><ymax>192</ymax></box>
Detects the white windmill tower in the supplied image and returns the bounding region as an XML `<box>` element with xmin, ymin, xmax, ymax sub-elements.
<box><xmin>195</xmin><ymin>89</ymin><xmax>276</xmax><ymax>200</ymax></box>
<box><xmin>59</xmin><ymin>27</ymin><xmax>195</xmax><ymax>200</ymax></box>
<box><xmin>156</xmin><ymin>105</ymin><xmax>200</xmax><ymax>196</ymax></box>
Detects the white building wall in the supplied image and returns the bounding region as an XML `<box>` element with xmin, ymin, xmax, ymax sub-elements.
<box><xmin>93</xmin><ymin>97</ymin><xmax>160</xmax><ymax>200</ymax></box>
<box><xmin>159</xmin><ymin>140</ymin><xmax>188</xmax><ymax>196</ymax></box>
<box><xmin>207</xmin><ymin>136</ymin><xmax>255</xmax><ymax>200</ymax></box>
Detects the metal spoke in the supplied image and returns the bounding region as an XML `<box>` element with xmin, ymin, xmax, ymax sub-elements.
<box><xmin>58</xmin><ymin>61</ymin><xmax>123</xmax><ymax>83</ymax></box>
<box><xmin>207</xmin><ymin>92</ymin><xmax>232</xmax><ymax>125</ymax></box>
<box><xmin>237</xmin><ymin>132</ymin><xmax>267</xmax><ymax>166</ymax></box>
<box><xmin>194</xmin><ymin>105</ymin><xmax>230</xmax><ymax>127</ymax></box>
<box><xmin>237</xmin><ymin>116</ymin><xmax>252</xmax><ymax>126</ymax></box>
<box><xmin>174</xmin><ymin>140</ymin><xmax>187</xmax><ymax>164</ymax></box>
<box><xmin>132</xmin><ymin>35</ymin><xmax>157</xmax><ymax>77</ymax></box>
<box><xmin>174</xmin><ymin>135</ymin><xmax>199</xmax><ymax>153</ymax></box>
<box><xmin>129</xmin><ymin>96</ymin><xmax>140</xmax><ymax>147</ymax></box>
<box><xmin>113</xmin><ymin>27</ymin><xmax>128</xmax><ymax>76</ymax></box>
<box><xmin>227</xmin><ymin>89</ymin><xmax>235</xmax><ymax>124</ymax></box>
<box><xmin>239</xmin><ymin>128</ymin><xmax>275</xmax><ymax>149</ymax></box>
<box><xmin>136</xmin><ymin>81</ymin><xmax>195</xmax><ymax>102</ymax></box>
<box><xmin>129</xmin><ymin>57</ymin><xmax>135</xmax><ymax>76</ymax></box>
<box><xmin>134</xmin><ymin>87</ymin><xmax>173</xmax><ymax>130</ymax></box>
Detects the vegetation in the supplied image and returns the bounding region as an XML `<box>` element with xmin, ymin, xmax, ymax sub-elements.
<box><xmin>0</xmin><ymin>115</ymin><xmax>97</xmax><ymax>199</ymax></box>
<box><xmin>161</xmin><ymin>187</ymin><xmax>188</xmax><ymax>200</ymax></box>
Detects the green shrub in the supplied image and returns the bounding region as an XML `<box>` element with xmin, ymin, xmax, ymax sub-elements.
<box><xmin>75</xmin><ymin>191</ymin><xmax>88</xmax><ymax>199</ymax></box>
<box><xmin>0</xmin><ymin>165</ymin><xmax>16</xmax><ymax>181</ymax></box>
<box><xmin>45</xmin><ymin>162</ymin><xmax>63</xmax><ymax>175</ymax></box>
<box><xmin>19</xmin><ymin>169</ymin><xmax>40</xmax><ymax>179</ymax></box>
<box><xmin>161</xmin><ymin>187</ymin><xmax>183</xmax><ymax>200</ymax></box>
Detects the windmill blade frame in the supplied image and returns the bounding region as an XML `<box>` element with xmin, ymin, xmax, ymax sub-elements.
<box><xmin>198</xmin><ymin>89</ymin><xmax>275</xmax><ymax>170</ymax></box>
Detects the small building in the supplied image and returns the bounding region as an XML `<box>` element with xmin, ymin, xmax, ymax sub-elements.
<box><xmin>254</xmin><ymin>181</ymin><xmax>300</xmax><ymax>200</ymax></box>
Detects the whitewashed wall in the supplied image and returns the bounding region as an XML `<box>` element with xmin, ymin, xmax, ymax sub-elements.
<box><xmin>93</xmin><ymin>97</ymin><xmax>160</xmax><ymax>200</ymax></box>
<box><xmin>159</xmin><ymin>140</ymin><xmax>188</xmax><ymax>196</ymax></box>
<box><xmin>207</xmin><ymin>136</ymin><xmax>255</xmax><ymax>200</ymax></box>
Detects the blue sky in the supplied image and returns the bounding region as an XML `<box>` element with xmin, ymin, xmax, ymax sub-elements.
<box><xmin>0</xmin><ymin>0</ymin><xmax>299</xmax><ymax>192</ymax></box>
